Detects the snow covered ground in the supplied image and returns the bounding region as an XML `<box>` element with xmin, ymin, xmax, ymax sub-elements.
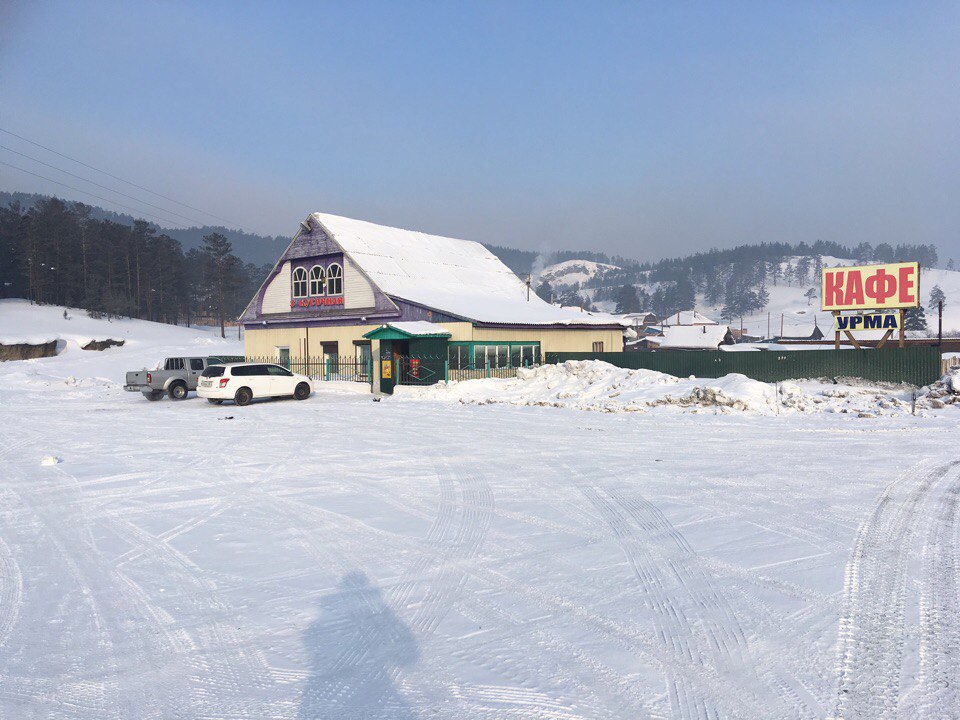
<box><xmin>1</xmin><ymin>308</ymin><xmax>959</xmax><ymax>719</ymax></box>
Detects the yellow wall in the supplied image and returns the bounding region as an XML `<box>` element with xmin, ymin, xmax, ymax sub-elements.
<box><xmin>244</xmin><ymin>324</ymin><xmax>386</xmax><ymax>359</ymax></box>
<box><xmin>245</xmin><ymin>322</ymin><xmax>621</xmax><ymax>359</ymax></box>
<box><xmin>470</xmin><ymin>326</ymin><xmax>622</xmax><ymax>353</ymax></box>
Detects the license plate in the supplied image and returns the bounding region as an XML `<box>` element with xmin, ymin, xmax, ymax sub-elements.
<box><xmin>200</xmin><ymin>380</ymin><xmax>211</xmax><ymax>387</ymax></box>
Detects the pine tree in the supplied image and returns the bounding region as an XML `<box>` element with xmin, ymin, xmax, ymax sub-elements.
<box><xmin>929</xmin><ymin>285</ymin><xmax>946</xmax><ymax>310</ymax></box>
<box><xmin>535</xmin><ymin>280</ymin><xmax>554</xmax><ymax>303</ymax></box>
<box><xmin>614</xmin><ymin>284</ymin><xmax>641</xmax><ymax>314</ymax></box>
<box><xmin>804</xmin><ymin>287</ymin><xmax>817</xmax><ymax>306</ymax></box>
<box><xmin>201</xmin><ymin>232</ymin><xmax>239</xmax><ymax>338</ymax></box>
<box><xmin>757</xmin><ymin>281</ymin><xmax>770</xmax><ymax>310</ymax></box>
<box><xmin>904</xmin><ymin>306</ymin><xmax>928</xmax><ymax>332</ymax></box>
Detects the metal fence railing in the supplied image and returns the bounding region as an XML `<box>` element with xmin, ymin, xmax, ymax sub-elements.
<box><xmin>209</xmin><ymin>355</ymin><xmax>246</xmax><ymax>364</ymax></box>
<box><xmin>246</xmin><ymin>355</ymin><xmax>372</xmax><ymax>384</ymax></box>
<box><xmin>396</xmin><ymin>352</ymin><xmax>541</xmax><ymax>385</ymax></box>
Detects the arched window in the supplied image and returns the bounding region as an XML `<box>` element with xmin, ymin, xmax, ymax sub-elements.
<box><xmin>292</xmin><ymin>267</ymin><xmax>308</xmax><ymax>298</ymax></box>
<box><xmin>326</xmin><ymin>263</ymin><xmax>343</xmax><ymax>295</ymax></box>
<box><xmin>309</xmin><ymin>265</ymin><xmax>325</xmax><ymax>296</ymax></box>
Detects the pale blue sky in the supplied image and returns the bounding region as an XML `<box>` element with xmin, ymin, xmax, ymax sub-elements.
<box><xmin>1</xmin><ymin>1</ymin><xmax>958</xmax><ymax>261</ymax></box>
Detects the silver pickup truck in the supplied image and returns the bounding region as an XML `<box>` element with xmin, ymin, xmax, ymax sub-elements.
<box><xmin>124</xmin><ymin>356</ymin><xmax>226</xmax><ymax>401</ymax></box>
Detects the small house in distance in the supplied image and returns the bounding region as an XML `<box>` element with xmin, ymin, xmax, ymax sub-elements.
<box><xmin>659</xmin><ymin>310</ymin><xmax>718</xmax><ymax>327</ymax></box>
<box><xmin>240</xmin><ymin>212</ymin><xmax>623</xmax><ymax>392</ymax></box>
<box><xmin>658</xmin><ymin>324</ymin><xmax>735</xmax><ymax>350</ymax></box>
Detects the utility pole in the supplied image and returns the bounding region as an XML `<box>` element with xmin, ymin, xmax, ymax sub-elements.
<box><xmin>526</xmin><ymin>274</ymin><xmax>531</xmax><ymax>301</ymax></box>
<box><xmin>939</xmin><ymin>300</ymin><xmax>943</xmax><ymax>346</ymax></box>
<box><xmin>767</xmin><ymin>312</ymin><xmax>770</xmax><ymax>339</ymax></box>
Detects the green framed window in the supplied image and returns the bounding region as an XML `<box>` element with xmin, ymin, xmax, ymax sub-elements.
<box><xmin>448</xmin><ymin>341</ymin><xmax>540</xmax><ymax>370</ymax></box>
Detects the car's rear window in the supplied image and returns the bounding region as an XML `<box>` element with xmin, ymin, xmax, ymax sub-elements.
<box><xmin>201</xmin><ymin>366</ymin><xmax>225</xmax><ymax>377</ymax></box>
<box><xmin>230</xmin><ymin>365</ymin><xmax>261</xmax><ymax>376</ymax></box>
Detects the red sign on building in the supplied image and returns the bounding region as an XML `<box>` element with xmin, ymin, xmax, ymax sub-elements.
<box><xmin>291</xmin><ymin>296</ymin><xmax>344</xmax><ymax>309</ymax></box>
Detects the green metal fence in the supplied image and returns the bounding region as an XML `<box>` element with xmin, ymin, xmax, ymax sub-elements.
<box><xmin>545</xmin><ymin>347</ymin><xmax>943</xmax><ymax>387</ymax></box>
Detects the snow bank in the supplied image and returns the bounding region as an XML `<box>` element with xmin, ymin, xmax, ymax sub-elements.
<box><xmin>397</xmin><ymin>361</ymin><xmax>777</xmax><ymax>414</ymax></box>
<box><xmin>396</xmin><ymin>360</ymin><xmax>960</xmax><ymax>417</ymax></box>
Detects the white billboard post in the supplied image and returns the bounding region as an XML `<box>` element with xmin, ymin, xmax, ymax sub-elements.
<box><xmin>820</xmin><ymin>262</ymin><xmax>920</xmax><ymax>349</ymax></box>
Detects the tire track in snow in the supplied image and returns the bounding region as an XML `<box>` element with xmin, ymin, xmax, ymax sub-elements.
<box><xmin>917</xmin><ymin>464</ymin><xmax>960</xmax><ymax>716</ymax></box>
<box><xmin>0</xmin><ymin>535</ymin><xmax>23</xmax><ymax>651</ymax></box>
<box><xmin>833</xmin><ymin>458</ymin><xmax>960</xmax><ymax>720</ymax></box>
<box><xmin>0</xmin><ymin>437</ymin><xmax>27</xmax><ymax>652</ymax></box>
<box><xmin>552</xmin><ymin>455</ymin><xmax>803</xmax><ymax>720</ymax></box>
<box><xmin>0</xmin><ymin>431</ymin><xmax>127</xmax><ymax>718</ymax></box>
<box><xmin>306</xmin><ymin>460</ymin><xmax>493</xmax><ymax>711</ymax></box>
<box><xmin>608</xmin><ymin>487</ymin><xmax>817</xmax><ymax>719</ymax></box>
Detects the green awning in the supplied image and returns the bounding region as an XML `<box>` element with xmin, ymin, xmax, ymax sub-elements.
<box><xmin>362</xmin><ymin>322</ymin><xmax>452</xmax><ymax>341</ymax></box>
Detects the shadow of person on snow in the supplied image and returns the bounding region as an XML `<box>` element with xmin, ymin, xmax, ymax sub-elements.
<box><xmin>298</xmin><ymin>571</ymin><xmax>419</xmax><ymax>720</ymax></box>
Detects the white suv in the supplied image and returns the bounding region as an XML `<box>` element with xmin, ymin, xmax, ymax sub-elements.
<box><xmin>197</xmin><ymin>363</ymin><xmax>313</xmax><ymax>406</ymax></box>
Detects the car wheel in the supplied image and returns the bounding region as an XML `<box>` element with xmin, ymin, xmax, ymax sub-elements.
<box><xmin>207</xmin><ymin>398</ymin><xmax>223</xmax><ymax>405</ymax></box>
<box><xmin>234</xmin><ymin>387</ymin><xmax>252</xmax><ymax>406</ymax></box>
<box><xmin>294</xmin><ymin>382</ymin><xmax>311</xmax><ymax>400</ymax></box>
<box><xmin>143</xmin><ymin>390</ymin><xmax>163</xmax><ymax>401</ymax></box>
<box><xmin>169</xmin><ymin>382</ymin><xmax>188</xmax><ymax>400</ymax></box>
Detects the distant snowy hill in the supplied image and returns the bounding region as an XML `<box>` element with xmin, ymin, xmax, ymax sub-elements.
<box><xmin>584</xmin><ymin>255</ymin><xmax>960</xmax><ymax>338</ymax></box>
<box><xmin>536</xmin><ymin>260</ymin><xmax>620</xmax><ymax>289</ymax></box>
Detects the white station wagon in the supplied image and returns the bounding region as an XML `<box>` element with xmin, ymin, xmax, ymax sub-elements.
<box><xmin>197</xmin><ymin>362</ymin><xmax>313</xmax><ymax>406</ymax></box>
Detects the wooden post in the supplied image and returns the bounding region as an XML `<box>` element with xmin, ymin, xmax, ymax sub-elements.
<box><xmin>833</xmin><ymin>310</ymin><xmax>840</xmax><ymax>350</ymax></box>
<box><xmin>939</xmin><ymin>301</ymin><xmax>943</xmax><ymax>346</ymax></box>
<box><xmin>899</xmin><ymin>308</ymin><xmax>905</xmax><ymax>348</ymax></box>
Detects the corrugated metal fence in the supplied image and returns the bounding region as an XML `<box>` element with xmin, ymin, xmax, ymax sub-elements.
<box><xmin>546</xmin><ymin>347</ymin><xmax>943</xmax><ymax>387</ymax></box>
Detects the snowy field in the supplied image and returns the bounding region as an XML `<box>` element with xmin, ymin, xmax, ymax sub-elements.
<box><xmin>2</xmin><ymin>305</ymin><xmax>959</xmax><ymax>719</ymax></box>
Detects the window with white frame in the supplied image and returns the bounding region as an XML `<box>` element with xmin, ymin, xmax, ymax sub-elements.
<box><xmin>292</xmin><ymin>267</ymin><xmax>308</xmax><ymax>298</ymax></box>
<box><xmin>326</xmin><ymin>263</ymin><xmax>343</xmax><ymax>295</ymax></box>
<box><xmin>309</xmin><ymin>265</ymin><xmax>325</xmax><ymax>296</ymax></box>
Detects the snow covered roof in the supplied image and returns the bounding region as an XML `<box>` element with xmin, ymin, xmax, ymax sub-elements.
<box><xmin>372</xmin><ymin>321</ymin><xmax>451</xmax><ymax>337</ymax></box>
<box><xmin>659</xmin><ymin>310</ymin><xmax>718</xmax><ymax>326</ymax></box>
<box><xmin>309</xmin><ymin>213</ymin><xmax>619</xmax><ymax>326</ymax></box>
<box><xmin>659</xmin><ymin>324</ymin><xmax>732</xmax><ymax>349</ymax></box>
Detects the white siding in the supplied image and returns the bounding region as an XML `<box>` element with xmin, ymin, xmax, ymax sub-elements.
<box><xmin>261</xmin><ymin>261</ymin><xmax>291</xmax><ymax>314</ymax></box>
<box><xmin>344</xmin><ymin>256</ymin><xmax>376</xmax><ymax>310</ymax></box>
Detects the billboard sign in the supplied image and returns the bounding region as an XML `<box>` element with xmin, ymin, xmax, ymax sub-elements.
<box><xmin>821</xmin><ymin>262</ymin><xmax>919</xmax><ymax>311</ymax></box>
<box><xmin>833</xmin><ymin>312</ymin><xmax>901</xmax><ymax>333</ymax></box>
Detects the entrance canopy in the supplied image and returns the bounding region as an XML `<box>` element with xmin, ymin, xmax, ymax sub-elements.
<box><xmin>362</xmin><ymin>321</ymin><xmax>453</xmax><ymax>341</ymax></box>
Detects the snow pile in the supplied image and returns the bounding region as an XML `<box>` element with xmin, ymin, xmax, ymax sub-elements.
<box><xmin>397</xmin><ymin>361</ymin><xmax>777</xmax><ymax>414</ymax></box>
<box><xmin>397</xmin><ymin>360</ymin><xmax>960</xmax><ymax>417</ymax></box>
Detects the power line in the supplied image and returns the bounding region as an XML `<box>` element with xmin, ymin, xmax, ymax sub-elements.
<box><xmin>0</xmin><ymin>144</ymin><xmax>210</xmax><ymax>227</ymax></box>
<box><xmin>0</xmin><ymin>126</ymin><xmax>238</xmax><ymax>226</ymax></box>
<box><xmin>0</xmin><ymin>159</ymin><xmax>189</xmax><ymax>228</ymax></box>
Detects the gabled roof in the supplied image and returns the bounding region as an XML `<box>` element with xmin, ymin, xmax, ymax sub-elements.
<box><xmin>659</xmin><ymin>310</ymin><xmax>718</xmax><ymax>326</ymax></box>
<box><xmin>659</xmin><ymin>324</ymin><xmax>732</xmax><ymax>349</ymax></box>
<box><xmin>309</xmin><ymin>212</ymin><xmax>619</xmax><ymax>326</ymax></box>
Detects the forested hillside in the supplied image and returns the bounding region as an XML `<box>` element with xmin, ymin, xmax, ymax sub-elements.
<box><xmin>536</xmin><ymin>241</ymin><xmax>945</xmax><ymax>323</ymax></box>
<box><xmin>0</xmin><ymin>197</ymin><xmax>271</xmax><ymax>333</ymax></box>
<box><xmin>0</xmin><ymin>192</ymin><xmax>288</xmax><ymax>265</ymax></box>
